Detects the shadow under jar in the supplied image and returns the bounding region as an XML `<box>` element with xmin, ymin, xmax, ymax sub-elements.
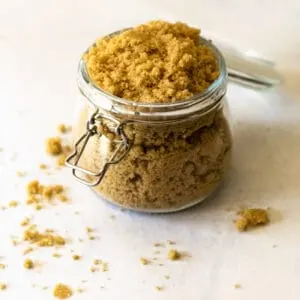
<box><xmin>67</xmin><ymin>35</ymin><xmax>232</xmax><ymax>213</ymax></box>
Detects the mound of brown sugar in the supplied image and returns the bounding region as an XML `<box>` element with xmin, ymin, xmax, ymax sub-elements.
<box><xmin>84</xmin><ymin>20</ymin><xmax>219</xmax><ymax>102</ymax></box>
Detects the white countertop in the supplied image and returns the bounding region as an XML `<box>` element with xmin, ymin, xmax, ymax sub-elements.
<box><xmin>1</xmin><ymin>1</ymin><xmax>300</xmax><ymax>299</ymax></box>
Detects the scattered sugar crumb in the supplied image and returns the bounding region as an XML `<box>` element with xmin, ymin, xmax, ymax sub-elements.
<box><xmin>53</xmin><ymin>283</ymin><xmax>73</xmax><ymax>299</ymax></box>
<box><xmin>235</xmin><ymin>208</ymin><xmax>269</xmax><ymax>232</ymax></box>
<box><xmin>93</xmin><ymin>259</ymin><xmax>102</xmax><ymax>265</ymax></box>
<box><xmin>234</xmin><ymin>283</ymin><xmax>242</xmax><ymax>289</ymax></box>
<box><xmin>0</xmin><ymin>264</ymin><xmax>5</xmax><ymax>269</ymax></box>
<box><xmin>16</xmin><ymin>171</ymin><xmax>27</xmax><ymax>177</ymax></box>
<box><xmin>86</xmin><ymin>227</ymin><xmax>93</xmax><ymax>233</ymax></box>
<box><xmin>52</xmin><ymin>253</ymin><xmax>62</xmax><ymax>258</ymax></box>
<box><xmin>89</xmin><ymin>236</ymin><xmax>95</xmax><ymax>240</ymax></box>
<box><xmin>26</xmin><ymin>180</ymin><xmax>68</xmax><ymax>207</ymax></box>
<box><xmin>23</xmin><ymin>247</ymin><xmax>34</xmax><ymax>255</ymax></box>
<box><xmin>12</xmin><ymin>238</ymin><xmax>21</xmax><ymax>246</ymax></box>
<box><xmin>20</xmin><ymin>217</ymin><xmax>30</xmax><ymax>227</ymax></box>
<box><xmin>77</xmin><ymin>288</ymin><xmax>84</xmax><ymax>293</ymax></box>
<box><xmin>35</xmin><ymin>204</ymin><xmax>43</xmax><ymax>211</ymax></box>
<box><xmin>140</xmin><ymin>257</ymin><xmax>150</xmax><ymax>265</ymax></box>
<box><xmin>57</xmin><ymin>154</ymin><xmax>66</xmax><ymax>167</ymax></box>
<box><xmin>0</xmin><ymin>283</ymin><xmax>7</xmax><ymax>291</ymax></box>
<box><xmin>39</xmin><ymin>163</ymin><xmax>47</xmax><ymax>170</ymax></box>
<box><xmin>64</xmin><ymin>145</ymin><xmax>72</xmax><ymax>154</ymax></box>
<box><xmin>90</xmin><ymin>260</ymin><xmax>108</xmax><ymax>272</ymax></box>
<box><xmin>155</xmin><ymin>286</ymin><xmax>164</xmax><ymax>291</ymax></box>
<box><xmin>8</xmin><ymin>200</ymin><xmax>19</xmax><ymax>208</ymax></box>
<box><xmin>90</xmin><ymin>266</ymin><xmax>98</xmax><ymax>273</ymax></box>
<box><xmin>46</xmin><ymin>137</ymin><xmax>63</xmax><ymax>156</ymax></box>
<box><xmin>24</xmin><ymin>227</ymin><xmax>66</xmax><ymax>247</ymax></box>
<box><xmin>153</xmin><ymin>242</ymin><xmax>164</xmax><ymax>247</ymax></box>
<box><xmin>23</xmin><ymin>258</ymin><xmax>34</xmax><ymax>269</ymax></box>
<box><xmin>102</xmin><ymin>262</ymin><xmax>108</xmax><ymax>272</ymax></box>
<box><xmin>26</xmin><ymin>195</ymin><xmax>38</xmax><ymax>205</ymax></box>
<box><xmin>167</xmin><ymin>240</ymin><xmax>176</xmax><ymax>245</ymax></box>
<box><xmin>57</xmin><ymin>124</ymin><xmax>71</xmax><ymax>134</ymax></box>
<box><xmin>164</xmin><ymin>275</ymin><xmax>170</xmax><ymax>280</ymax></box>
<box><xmin>27</xmin><ymin>180</ymin><xmax>43</xmax><ymax>195</ymax></box>
<box><xmin>168</xmin><ymin>249</ymin><xmax>181</xmax><ymax>261</ymax></box>
<box><xmin>72</xmin><ymin>255</ymin><xmax>81</xmax><ymax>261</ymax></box>
<box><xmin>57</xmin><ymin>194</ymin><xmax>69</xmax><ymax>203</ymax></box>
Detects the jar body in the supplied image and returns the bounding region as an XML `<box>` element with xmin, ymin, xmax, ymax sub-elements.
<box><xmin>73</xmin><ymin>96</ymin><xmax>232</xmax><ymax>212</ymax></box>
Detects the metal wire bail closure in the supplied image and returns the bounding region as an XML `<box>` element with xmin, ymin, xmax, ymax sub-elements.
<box><xmin>65</xmin><ymin>109</ymin><xmax>131</xmax><ymax>186</ymax></box>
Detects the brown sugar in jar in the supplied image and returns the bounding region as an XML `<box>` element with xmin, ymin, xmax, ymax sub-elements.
<box><xmin>66</xmin><ymin>21</ymin><xmax>232</xmax><ymax>212</ymax></box>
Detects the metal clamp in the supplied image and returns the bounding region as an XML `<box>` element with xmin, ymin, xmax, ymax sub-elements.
<box><xmin>65</xmin><ymin>109</ymin><xmax>131</xmax><ymax>186</ymax></box>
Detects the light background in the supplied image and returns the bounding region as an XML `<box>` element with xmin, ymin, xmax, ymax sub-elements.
<box><xmin>0</xmin><ymin>1</ymin><xmax>300</xmax><ymax>299</ymax></box>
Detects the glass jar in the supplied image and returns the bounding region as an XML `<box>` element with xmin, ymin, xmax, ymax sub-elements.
<box><xmin>66</xmin><ymin>34</ymin><xmax>232</xmax><ymax>213</ymax></box>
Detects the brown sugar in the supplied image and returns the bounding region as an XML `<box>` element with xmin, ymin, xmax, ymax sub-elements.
<box><xmin>45</xmin><ymin>135</ymin><xmax>71</xmax><ymax>167</ymax></box>
<box><xmin>23</xmin><ymin>247</ymin><xmax>34</xmax><ymax>255</ymax></box>
<box><xmin>52</xmin><ymin>253</ymin><xmax>62</xmax><ymax>258</ymax></box>
<box><xmin>8</xmin><ymin>200</ymin><xmax>19</xmax><ymax>207</ymax></box>
<box><xmin>57</xmin><ymin>194</ymin><xmax>69</xmax><ymax>202</ymax></box>
<box><xmin>23</xmin><ymin>258</ymin><xmax>34</xmax><ymax>269</ymax></box>
<box><xmin>27</xmin><ymin>180</ymin><xmax>43</xmax><ymax>195</ymax></box>
<box><xmin>84</xmin><ymin>20</ymin><xmax>219</xmax><ymax>103</ymax></box>
<box><xmin>167</xmin><ymin>240</ymin><xmax>176</xmax><ymax>245</ymax></box>
<box><xmin>102</xmin><ymin>262</ymin><xmax>108</xmax><ymax>272</ymax></box>
<box><xmin>57</xmin><ymin>154</ymin><xmax>67</xmax><ymax>167</ymax></box>
<box><xmin>35</xmin><ymin>204</ymin><xmax>43</xmax><ymax>210</ymax></box>
<box><xmin>39</xmin><ymin>163</ymin><xmax>47</xmax><ymax>170</ymax></box>
<box><xmin>168</xmin><ymin>249</ymin><xmax>181</xmax><ymax>261</ymax></box>
<box><xmin>20</xmin><ymin>217</ymin><xmax>30</xmax><ymax>226</ymax></box>
<box><xmin>235</xmin><ymin>208</ymin><xmax>269</xmax><ymax>232</ymax></box>
<box><xmin>53</xmin><ymin>283</ymin><xmax>73</xmax><ymax>299</ymax></box>
<box><xmin>90</xmin><ymin>266</ymin><xmax>98</xmax><ymax>273</ymax></box>
<box><xmin>140</xmin><ymin>257</ymin><xmax>151</xmax><ymax>265</ymax></box>
<box><xmin>26</xmin><ymin>180</ymin><xmax>67</xmax><ymax>206</ymax></box>
<box><xmin>77</xmin><ymin>103</ymin><xmax>231</xmax><ymax>210</ymax></box>
<box><xmin>46</xmin><ymin>137</ymin><xmax>63</xmax><ymax>155</ymax></box>
<box><xmin>24</xmin><ymin>227</ymin><xmax>66</xmax><ymax>247</ymax></box>
<box><xmin>93</xmin><ymin>259</ymin><xmax>102</xmax><ymax>265</ymax></box>
<box><xmin>91</xmin><ymin>259</ymin><xmax>108</xmax><ymax>272</ymax></box>
<box><xmin>57</xmin><ymin>124</ymin><xmax>71</xmax><ymax>134</ymax></box>
<box><xmin>75</xmin><ymin>21</ymin><xmax>231</xmax><ymax>211</ymax></box>
<box><xmin>16</xmin><ymin>171</ymin><xmax>27</xmax><ymax>177</ymax></box>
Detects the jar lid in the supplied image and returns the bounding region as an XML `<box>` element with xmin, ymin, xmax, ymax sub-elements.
<box><xmin>214</xmin><ymin>40</ymin><xmax>283</xmax><ymax>88</ymax></box>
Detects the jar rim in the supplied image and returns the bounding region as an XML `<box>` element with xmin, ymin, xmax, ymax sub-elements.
<box><xmin>77</xmin><ymin>30</ymin><xmax>227</xmax><ymax>119</ymax></box>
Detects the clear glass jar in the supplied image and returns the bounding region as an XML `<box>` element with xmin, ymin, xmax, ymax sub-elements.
<box><xmin>67</xmin><ymin>35</ymin><xmax>232</xmax><ymax>213</ymax></box>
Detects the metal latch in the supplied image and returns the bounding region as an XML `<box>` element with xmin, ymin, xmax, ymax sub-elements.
<box><xmin>65</xmin><ymin>109</ymin><xmax>131</xmax><ymax>186</ymax></box>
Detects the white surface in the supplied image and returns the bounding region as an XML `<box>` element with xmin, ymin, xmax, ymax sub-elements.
<box><xmin>1</xmin><ymin>1</ymin><xmax>300</xmax><ymax>299</ymax></box>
